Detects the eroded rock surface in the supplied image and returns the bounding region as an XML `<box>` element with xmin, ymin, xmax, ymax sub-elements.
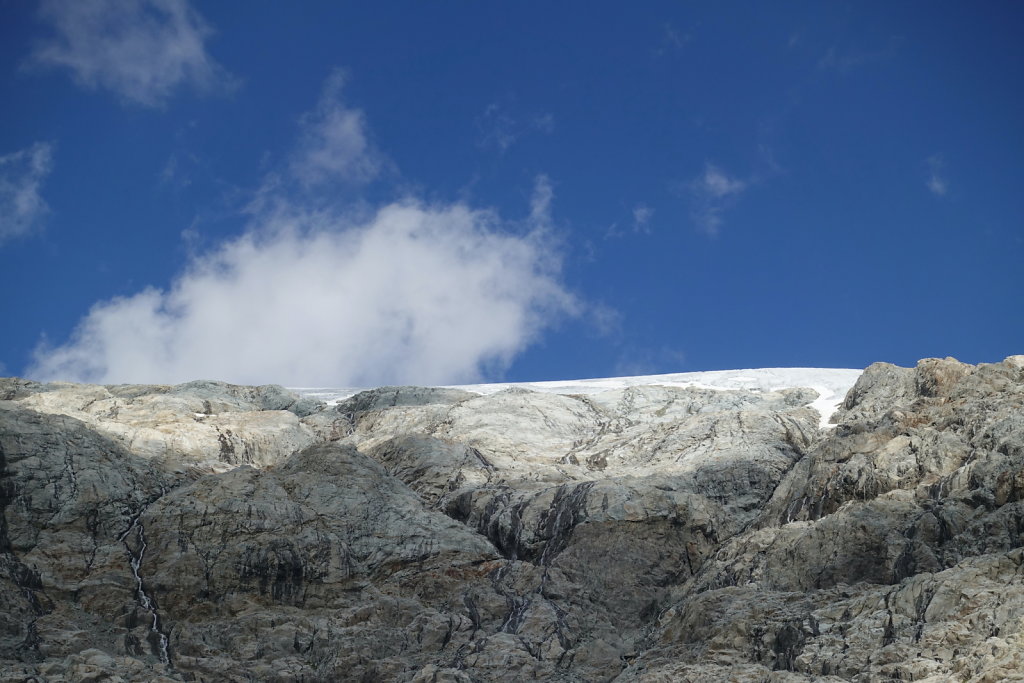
<box><xmin>0</xmin><ymin>357</ymin><xmax>1021</xmax><ymax>681</ymax></box>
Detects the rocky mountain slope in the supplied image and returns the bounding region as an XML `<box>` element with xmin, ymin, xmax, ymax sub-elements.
<box><xmin>1</xmin><ymin>357</ymin><xmax>1022</xmax><ymax>681</ymax></box>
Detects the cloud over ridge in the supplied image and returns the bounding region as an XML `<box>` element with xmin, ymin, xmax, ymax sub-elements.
<box><xmin>30</xmin><ymin>198</ymin><xmax>576</xmax><ymax>386</ymax></box>
<box><xmin>29</xmin><ymin>65</ymin><xmax>577</xmax><ymax>387</ymax></box>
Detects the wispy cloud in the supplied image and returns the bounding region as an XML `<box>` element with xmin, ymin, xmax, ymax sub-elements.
<box><xmin>693</xmin><ymin>165</ymin><xmax>746</xmax><ymax>198</ymax></box>
<box><xmin>534</xmin><ymin>113</ymin><xmax>555</xmax><ymax>134</ymax></box>
<box><xmin>926</xmin><ymin>154</ymin><xmax>948</xmax><ymax>196</ymax></box>
<box><xmin>817</xmin><ymin>38</ymin><xmax>901</xmax><ymax>74</ymax></box>
<box><xmin>158</xmin><ymin>150</ymin><xmax>201</xmax><ymax>190</ymax></box>
<box><xmin>687</xmin><ymin>163</ymin><xmax>747</xmax><ymax>235</ymax></box>
<box><xmin>605</xmin><ymin>202</ymin><xmax>655</xmax><ymax>239</ymax></box>
<box><xmin>632</xmin><ymin>203</ymin><xmax>654</xmax><ymax>233</ymax></box>
<box><xmin>29</xmin><ymin>74</ymin><xmax>577</xmax><ymax>386</ymax></box>
<box><xmin>27</xmin><ymin>0</ymin><xmax>235</xmax><ymax>107</ymax></box>
<box><xmin>0</xmin><ymin>142</ymin><xmax>54</xmax><ymax>246</ymax></box>
<box><xmin>478</xmin><ymin>104</ymin><xmax>517</xmax><ymax>152</ymax></box>
<box><xmin>655</xmin><ymin>22</ymin><xmax>691</xmax><ymax>56</ymax></box>
<box><xmin>529</xmin><ymin>174</ymin><xmax>555</xmax><ymax>226</ymax></box>
<box><xmin>614</xmin><ymin>345</ymin><xmax>686</xmax><ymax>377</ymax></box>
<box><xmin>477</xmin><ymin>102</ymin><xmax>555</xmax><ymax>154</ymax></box>
<box><xmin>290</xmin><ymin>69</ymin><xmax>386</xmax><ymax>187</ymax></box>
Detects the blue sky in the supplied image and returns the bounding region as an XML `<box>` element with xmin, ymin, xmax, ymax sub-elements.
<box><xmin>1</xmin><ymin>1</ymin><xmax>1021</xmax><ymax>386</ymax></box>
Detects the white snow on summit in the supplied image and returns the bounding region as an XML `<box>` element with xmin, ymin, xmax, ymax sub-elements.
<box><xmin>293</xmin><ymin>367</ymin><xmax>863</xmax><ymax>429</ymax></box>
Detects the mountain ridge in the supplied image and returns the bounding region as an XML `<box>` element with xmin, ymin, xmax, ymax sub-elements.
<box><xmin>1</xmin><ymin>356</ymin><xmax>1021</xmax><ymax>681</ymax></box>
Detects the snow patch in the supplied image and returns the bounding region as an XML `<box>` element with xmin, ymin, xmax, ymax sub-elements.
<box><xmin>292</xmin><ymin>367</ymin><xmax>862</xmax><ymax>429</ymax></box>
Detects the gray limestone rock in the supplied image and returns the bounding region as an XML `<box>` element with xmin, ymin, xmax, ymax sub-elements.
<box><xmin>1</xmin><ymin>355</ymin><xmax>1022</xmax><ymax>681</ymax></box>
<box><xmin>337</xmin><ymin>385</ymin><xmax>477</xmax><ymax>415</ymax></box>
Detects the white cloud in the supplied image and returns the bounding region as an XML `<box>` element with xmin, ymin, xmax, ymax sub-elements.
<box><xmin>30</xmin><ymin>68</ymin><xmax>579</xmax><ymax>386</ymax></box>
<box><xmin>29</xmin><ymin>199</ymin><xmax>576</xmax><ymax>386</ymax></box>
<box><xmin>28</xmin><ymin>0</ymin><xmax>234</xmax><ymax>107</ymax></box>
<box><xmin>0</xmin><ymin>142</ymin><xmax>54</xmax><ymax>245</ymax></box>
<box><xmin>688</xmin><ymin>163</ymin><xmax>747</xmax><ymax>235</ymax></box>
<box><xmin>290</xmin><ymin>70</ymin><xmax>384</xmax><ymax>187</ymax></box>
<box><xmin>926</xmin><ymin>155</ymin><xmax>948</xmax><ymax>196</ymax></box>
<box><xmin>693</xmin><ymin>164</ymin><xmax>746</xmax><ymax>199</ymax></box>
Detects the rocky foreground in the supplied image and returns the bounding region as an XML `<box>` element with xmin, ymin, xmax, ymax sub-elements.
<box><xmin>1</xmin><ymin>357</ymin><xmax>1022</xmax><ymax>682</ymax></box>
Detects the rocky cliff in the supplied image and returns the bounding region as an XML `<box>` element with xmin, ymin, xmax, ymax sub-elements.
<box><xmin>1</xmin><ymin>357</ymin><xmax>1022</xmax><ymax>682</ymax></box>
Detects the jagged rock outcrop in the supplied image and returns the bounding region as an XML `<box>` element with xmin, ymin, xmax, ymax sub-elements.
<box><xmin>623</xmin><ymin>356</ymin><xmax>1024</xmax><ymax>682</ymax></box>
<box><xmin>0</xmin><ymin>357</ymin><xmax>1021</xmax><ymax>681</ymax></box>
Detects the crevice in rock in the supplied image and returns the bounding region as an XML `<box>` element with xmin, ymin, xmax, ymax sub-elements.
<box><xmin>499</xmin><ymin>595</ymin><xmax>531</xmax><ymax>634</ymax></box>
<box><xmin>0</xmin><ymin>446</ymin><xmax>52</xmax><ymax>662</ymax></box>
<box><xmin>119</xmin><ymin>492</ymin><xmax>172</xmax><ymax>667</ymax></box>
<box><xmin>238</xmin><ymin>540</ymin><xmax>309</xmax><ymax>604</ymax></box>
<box><xmin>912</xmin><ymin>581</ymin><xmax>937</xmax><ymax>643</ymax></box>
<box><xmin>538</xmin><ymin>482</ymin><xmax>595</xmax><ymax>566</ymax></box>
<box><xmin>772</xmin><ymin>620</ymin><xmax>808</xmax><ymax>671</ymax></box>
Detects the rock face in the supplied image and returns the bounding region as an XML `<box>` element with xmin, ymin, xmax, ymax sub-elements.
<box><xmin>0</xmin><ymin>357</ymin><xmax>1022</xmax><ymax>681</ymax></box>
